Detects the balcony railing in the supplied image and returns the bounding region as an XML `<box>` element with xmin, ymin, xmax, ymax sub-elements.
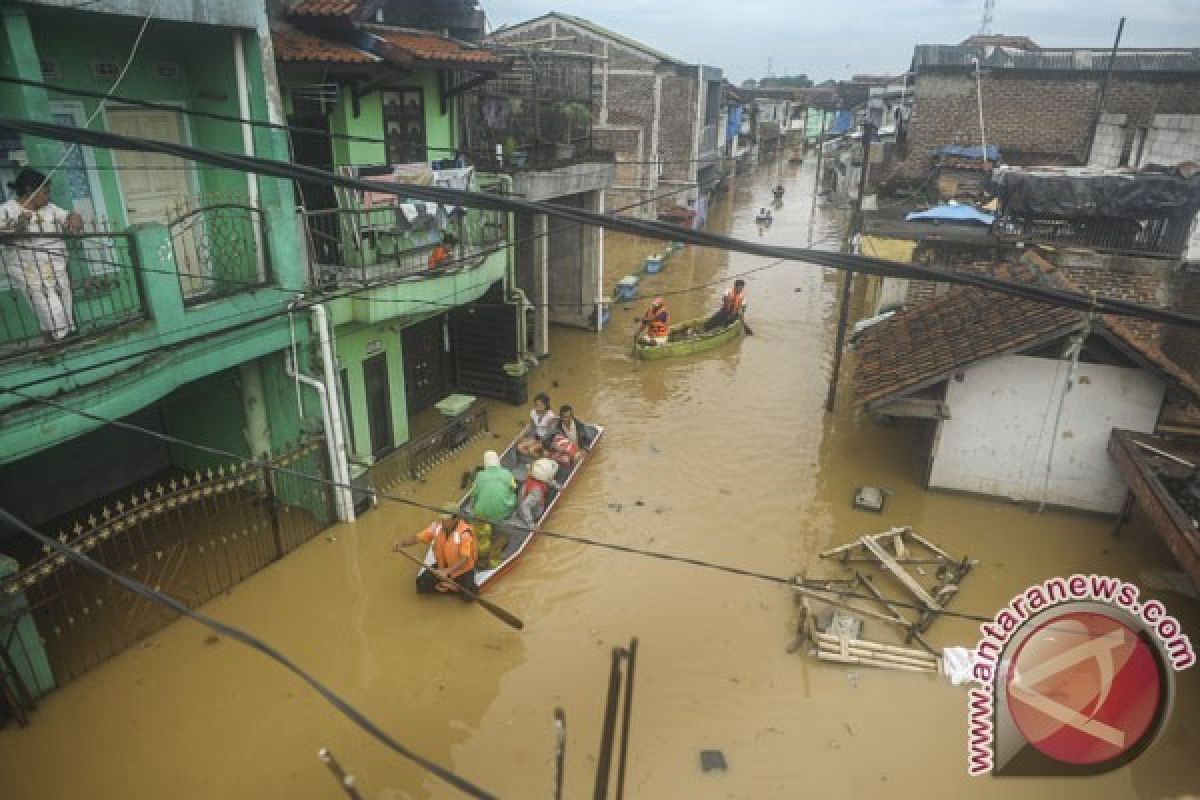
<box><xmin>993</xmin><ymin>213</ymin><xmax>1196</xmax><ymax>258</ymax></box>
<box><xmin>302</xmin><ymin>205</ymin><xmax>508</xmax><ymax>287</ymax></box>
<box><xmin>167</xmin><ymin>195</ymin><xmax>271</xmax><ymax>304</ymax></box>
<box><xmin>0</xmin><ymin>221</ymin><xmax>146</xmax><ymax>357</ymax></box>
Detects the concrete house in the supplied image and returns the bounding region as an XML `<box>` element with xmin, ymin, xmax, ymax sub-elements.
<box><xmin>0</xmin><ymin>0</ymin><xmax>336</xmax><ymax>697</ymax></box>
<box><xmin>272</xmin><ymin>0</ymin><xmax>525</xmax><ymax>484</ymax></box>
<box><xmin>894</xmin><ymin>39</ymin><xmax>1200</xmax><ymax>181</ymax></box>
<box><xmin>490</xmin><ymin>13</ymin><xmax>724</xmax><ymax>224</ymax></box>
<box><xmin>852</xmin><ymin>253</ymin><xmax>1200</xmax><ymax>513</ymax></box>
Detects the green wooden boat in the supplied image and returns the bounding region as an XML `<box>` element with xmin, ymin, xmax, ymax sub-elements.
<box><xmin>635</xmin><ymin>316</ymin><xmax>744</xmax><ymax>360</ymax></box>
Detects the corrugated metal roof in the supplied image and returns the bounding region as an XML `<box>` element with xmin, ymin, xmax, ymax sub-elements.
<box><xmin>913</xmin><ymin>45</ymin><xmax>1200</xmax><ymax>73</ymax></box>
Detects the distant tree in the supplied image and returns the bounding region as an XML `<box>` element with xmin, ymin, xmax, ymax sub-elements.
<box><xmin>741</xmin><ymin>79</ymin><xmax>758</xmax><ymax>89</ymax></box>
<box><xmin>760</xmin><ymin>74</ymin><xmax>812</xmax><ymax>88</ymax></box>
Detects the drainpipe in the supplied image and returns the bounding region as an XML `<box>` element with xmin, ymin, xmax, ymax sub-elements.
<box><xmin>290</xmin><ymin>303</ymin><xmax>356</xmax><ymax>522</ymax></box>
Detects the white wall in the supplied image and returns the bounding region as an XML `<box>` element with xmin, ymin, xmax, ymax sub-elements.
<box><xmin>929</xmin><ymin>354</ymin><xmax>1164</xmax><ymax>512</ymax></box>
<box><xmin>1139</xmin><ymin>114</ymin><xmax>1200</xmax><ymax>262</ymax></box>
<box><xmin>1088</xmin><ymin>112</ymin><xmax>1127</xmax><ymax>168</ymax></box>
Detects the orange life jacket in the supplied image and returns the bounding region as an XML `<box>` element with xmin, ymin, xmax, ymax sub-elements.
<box><xmin>643</xmin><ymin>305</ymin><xmax>669</xmax><ymax>337</ymax></box>
<box><xmin>429</xmin><ymin>519</ymin><xmax>477</xmax><ymax>577</ymax></box>
<box><xmin>428</xmin><ymin>244</ymin><xmax>449</xmax><ymax>270</ymax></box>
<box><xmin>722</xmin><ymin>288</ymin><xmax>744</xmax><ymax>316</ymax></box>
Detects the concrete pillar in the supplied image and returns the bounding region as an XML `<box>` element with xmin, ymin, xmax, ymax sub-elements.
<box><xmin>595</xmin><ymin>190</ymin><xmax>606</xmax><ymax>331</ymax></box>
<box><xmin>533</xmin><ymin>213</ymin><xmax>549</xmax><ymax>356</ymax></box>
<box><xmin>239</xmin><ymin>359</ymin><xmax>272</xmax><ymax>459</ymax></box>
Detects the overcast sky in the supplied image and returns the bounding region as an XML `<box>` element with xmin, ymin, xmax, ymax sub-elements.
<box><xmin>482</xmin><ymin>1</ymin><xmax>1200</xmax><ymax>83</ymax></box>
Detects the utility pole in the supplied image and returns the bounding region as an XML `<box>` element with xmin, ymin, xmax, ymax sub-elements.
<box><xmin>824</xmin><ymin>121</ymin><xmax>874</xmax><ymax>413</ymax></box>
<box><xmin>807</xmin><ymin>110</ymin><xmax>826</xmax><ymax>248</ymax></box>
<box><xmin>1084</xmin><ymin>17</ymin><xmax>1126</xmax><ymax>165</ymax></box>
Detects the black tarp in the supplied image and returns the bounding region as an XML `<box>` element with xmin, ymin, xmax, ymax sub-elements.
<box><xmin>994</xmin><ymin>171</ymin><xmax>1200</xmax><ymax>219</ymax></box>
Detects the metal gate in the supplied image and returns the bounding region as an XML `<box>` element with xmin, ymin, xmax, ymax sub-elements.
<box><xmin>0</xmin><ymin>440</ymin><xmax>333</xmax><ymax>713</ymax></box>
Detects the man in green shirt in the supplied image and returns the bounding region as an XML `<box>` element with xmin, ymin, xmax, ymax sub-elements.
<box><xmin>470</xmin><ymin>450</ymin><xmax>517</xmax><ymax>522</ymax></box>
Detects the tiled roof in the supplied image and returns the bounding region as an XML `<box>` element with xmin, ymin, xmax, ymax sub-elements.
<box><xmin>854</xmin><ymin>251</ymin><xmax>1200</xmax><ymax>408</ymax></box>
<box><xmin>290</xmin><ymin>0</ymin><xmax>366</xmax><ymax>16</ymax></box>
<box><xmin>273</xmin><ymin>29</ymin><xmax>379</xmax><ymax>63</ymax></box>
<box><xmin>1030</xmin><ymin>250</ymin><xmax>1200</xmax><ymax>400</ymax></box>
<box><xmin>853</xmin><ymin>262</ymin><xmax>1083</xmax><ymax>407</ymax></box>
<box><xmin>368</xmin><ymin>27</ymin><xmax>508</xmax><ymax>67</ymax></box>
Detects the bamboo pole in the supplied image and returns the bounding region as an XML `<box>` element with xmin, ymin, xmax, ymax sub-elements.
<box><xmin>815</xmin><ymin>651</ymin><xmax>937</xmax><ymax>673</ymax></box>
<box><xmin>813</xmin><ymin>632</ymin><xmax>939</xmax><ymax>662</ymax></box>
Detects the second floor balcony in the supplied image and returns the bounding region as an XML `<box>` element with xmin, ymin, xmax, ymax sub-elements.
<box><xmin>1</xmin><ymin>195</ymin><xmax>278</xmax><ymax>363</ymax></box>
<box><xmin>301</xmin><ymin>201</ymin><xmax>509</xmax><ymax>289</ymax></box>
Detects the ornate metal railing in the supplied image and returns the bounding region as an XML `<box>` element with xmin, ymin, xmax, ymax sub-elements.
<box><xmin>993</xmin><ymin>213</ymin><xmax>1196</xmax><ymax>258</ymax></box>
<box><xmin>0</xmin><ymin>218</ymin><xmax>146</xmax><ymax>357</ymax></box>
<box><xmin>0</xmin><ymin>440</ymin><xmax>333</xmax><ymax>707</ymax></box>
<box><xmin>168</xmin><ymin>195</ymin><xmax>271</xmax><ymax>303</ymax></box>
<box><xmin>367</xmin><ymin>406</ymin><xmax>490</xmax><ymax>492</ymax></box>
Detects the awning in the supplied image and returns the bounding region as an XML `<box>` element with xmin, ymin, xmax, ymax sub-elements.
<box><xmin>905</xmin><ymin>205</ymin><xmax>995</xmax><ymax>225</ymax></box>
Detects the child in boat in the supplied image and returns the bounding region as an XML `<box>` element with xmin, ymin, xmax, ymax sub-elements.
<box><xmin>548</xmin><ymin>433</ymin><xmax>582</xmax><ymax>467</ymax></box>
<box><xmin>704</xmin><ymin>279</ymin><xmax>747</xmax><ymax>331</ymax></box>
<box><xmin>516</xmin><ymin>457</ymin><xmax>559</xmax><ymax>527</ymax></box>
<box><xmin>530</xmin><ymin>392</ymin><xmax>558</xmax><ymax>440</ymax></box>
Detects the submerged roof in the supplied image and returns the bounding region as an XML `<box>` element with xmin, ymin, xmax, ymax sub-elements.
<box><xmin>913</xmin><ymin>45</ymin><xmax>1200</xmax><ymax>73</ymax></box>
<box><xmin>853</xmin><ymin>262</ymin><xmax>1081</xmax><ymax>408</ymax></box>
<box><xmin>853</xmin><ymin>252</ymin><xmax>1199</xmax><ymax>408</ymax></box>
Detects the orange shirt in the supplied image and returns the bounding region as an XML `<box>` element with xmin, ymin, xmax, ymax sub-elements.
<box><xmin>417</xmin><ymin>519</ymin><xmax>477</xmax><ymax>577</ymax></box>
<box><xmin>722</xmin><ymin>288</ymin><xmax>745</xmax><ymax>316</ymax></box>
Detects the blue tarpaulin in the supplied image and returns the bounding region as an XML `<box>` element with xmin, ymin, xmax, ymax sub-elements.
<box><xmin>726</xmin><ymin>105</ymin><xmax>744</xmax><ymax>142</ymax></box>
<box><xmin>905</xmin><ymin>205</ymin><xmax>995</xmax><ymax>225</ymax></box>
<box><xmin>933</xmin><ymin>144</ymin><xmax>1000</xmax><ymax>161</ymax></box>
<box><xmin>829</xmin><ymin>110</ymin><xmax>855</xmax><ymax>136</ymax></box>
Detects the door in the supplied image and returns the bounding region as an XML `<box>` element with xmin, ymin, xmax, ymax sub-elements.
<box><xmin>107</xmin><ymin>108</ymin><xmax>205</xmax><ymax>295</ymax></box>
<box><xmin>402</xmin><ymin>316</ymin><xmax>450</xmax><ymax>415</ymax></box>
<box><xmin>363</xmin><ymin>353</ymin><xmax>395</xmax><ymax>458</ymax></box>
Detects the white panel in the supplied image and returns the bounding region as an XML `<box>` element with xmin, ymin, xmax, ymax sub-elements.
<box><xmin>929</xmin><ymin>354</ymin><xmax>1164</xmax><ymax>513</ymax></box>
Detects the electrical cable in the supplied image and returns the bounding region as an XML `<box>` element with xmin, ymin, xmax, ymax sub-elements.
<box><xmin>3</xmin><ymin>75</ymin><xmax>736</xmax><ymax>167</ymax></box>
<box><xmin>0</xmin><ymin>385</ymin><xmax>995</xmax><ymax>626</ymax></box>
<box><xmin>0</xmin><ymin>182</ymin><xmax>705</xmax><ymax>385</ymax></box>
<box><xmin>4</xmin><ymin>117</ymin><xmax>1196</xmax><ymax>332</ymax></box>
<box><xmin>0</xmin><ymin>506</ymin><xmax>498</xmax><ymax>800</ymax></box>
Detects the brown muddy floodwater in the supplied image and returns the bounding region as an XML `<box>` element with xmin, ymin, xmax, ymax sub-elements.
<box><xmin>2</xmin><ymin>159</ymin><xmax>1199</xmax><ymax>800</ymax></box>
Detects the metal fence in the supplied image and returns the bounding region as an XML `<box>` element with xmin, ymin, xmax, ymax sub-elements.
<box><xmin>168</xmin><ymin>195</ymin><xmax>271</xmax><ymax>303</ymax></box>
<box><xmin>0</xmin><ymin>440</ymin><xmax>333</xmax><ymax>713</ymax></box>
<box><xmin>368</xmin><ymin>407</ymin><xmax>490</xmax><ymax>492</ymax></box>
<box><xmin>0</xmin><ymin>220</ymin><xmax>146</xmax><ymax>357</ymax></box>
<box><xmin>993</xmin><ymin>213</ymin><xmax>1196</xmax><ymax>258</ymax></box>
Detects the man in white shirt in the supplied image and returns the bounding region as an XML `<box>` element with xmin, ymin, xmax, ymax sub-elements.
<box><xmin>1</xmin><ymin>167</ymin><xmax>83</xmax><ymax>342</ymax></box>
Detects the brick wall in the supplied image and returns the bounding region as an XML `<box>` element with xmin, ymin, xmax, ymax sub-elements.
<box><xmin>1164</xmin><ymin>266</ymin><xmax>1200</xmax><ymax>378</ymax></box>
<box><xmin>897</xmin><ymin>71</ymin><xmax>1200</xmax><ymax>178</ymax></box>
<box><xmin>659</xmin><ymin>73</ymin><xmax>697</xmax><ymax>183</ymax></box>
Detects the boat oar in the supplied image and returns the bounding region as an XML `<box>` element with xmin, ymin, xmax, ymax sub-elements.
<box><xmin>393</xmin><ymin>546</ymin><xmax>524</xmax><ymax>630</ymax></box>
<box><xmin>740</xmin><ymin>311</ymin><xmax>754</xmax><ymax>336</ymax></box>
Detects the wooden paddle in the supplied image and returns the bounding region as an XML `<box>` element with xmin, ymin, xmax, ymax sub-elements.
<box><xmin>393</xmin><ymin>546</ymin><xmax>524</xmax><ymax>630</ymax></box>
<box><xmin>741</xmin><ymin>311</ymin><xmax>754</xmax><ymax>336</ymax></box>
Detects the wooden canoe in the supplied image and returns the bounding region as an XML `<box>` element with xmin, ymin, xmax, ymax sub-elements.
<box><xmin>635</xmin><ymin>316</ymin><xmax>743</xmax><ymax>361</ymax></box>
<box><xmin>418</xmin><ymin>422</ymin><xmax>605</xmax><ymax>592</ymax></box>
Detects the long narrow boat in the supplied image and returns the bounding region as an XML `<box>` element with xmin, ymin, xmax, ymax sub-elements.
<box><xmin>418</xmin><ymin>422</ymin><xmax>605</xmax><ymax>592</ymax></box>
<box><xmin>635</xmin><ymin>316</ymin><xmax>743</xmax><ymax>361</ymax></box>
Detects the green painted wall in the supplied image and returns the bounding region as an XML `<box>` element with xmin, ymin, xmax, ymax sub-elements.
<box><xmin>334</xmin><ymin>322</ymin><xmax>410</xmax><ymax>458</ymax></box>
<box><xmin>159</xmin><ymin>369</ymin><xmax>250</xmax><ymax>471</ymax></box>
<box><xmin>0</xmin><ymin>7</ymin><xmax>311</xmax><ymax>468</ymax></box>
<box><xmin>324</xmin><ymin>68</ymin><xmax>456</xmax><ymax>167</ymax></box>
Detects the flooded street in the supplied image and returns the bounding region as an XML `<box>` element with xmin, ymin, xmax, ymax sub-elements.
<box><xmin>2</xmin><ymin>158</ymin><xmax>1198</xmax><ymax>799</ymax></box>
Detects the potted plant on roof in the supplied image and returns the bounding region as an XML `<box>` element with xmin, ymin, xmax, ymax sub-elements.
<box><xmin>553</xmin><ymin>101</ymin><xmax>592</xmax><ymax>161</ymax></box>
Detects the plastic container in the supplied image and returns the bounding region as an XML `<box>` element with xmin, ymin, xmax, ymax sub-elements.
<box><xmin>615</xmin><ymin>275</ymin><xmax>639</xmax><ymax>301</ymax></box>
<box><xmin>435</xmin><ymin>393</ymin><xmax>476</xmax><ymax>417</ymax></box>
<box><xmin>643</xmin><ymin>255</ymin><xmax>663</xmax><ymax>274</ymax></box>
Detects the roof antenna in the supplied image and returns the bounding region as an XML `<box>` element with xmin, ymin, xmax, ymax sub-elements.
<box><xmin>979</xmin><ymin>0</ymin><xmax>995</xmax><ymax>35</ymax></box>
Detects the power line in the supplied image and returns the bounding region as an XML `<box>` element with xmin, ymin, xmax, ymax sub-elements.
<box><xmin>0</xmin><ymin>507</ymin><xmax>498</xmax><ymax>800</ymax></box>
<box><xmin>0</xmin><ymin>384</ymin><xmax>995</xmax><ymax>626</ymax></box>
<box><xmin>3</xmin><ymin>75</ymin><xmax>735</xmax><ymax>167</ymax></box>
<box><xmin>0</xmin><ymin>182</ymin><xmax>704</xmax><ymax>386</ymax></box>
<box><xmin>5</xmin><ymin>116</ymin><xmax>1196</xmax><ymax>333</ymax></box>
